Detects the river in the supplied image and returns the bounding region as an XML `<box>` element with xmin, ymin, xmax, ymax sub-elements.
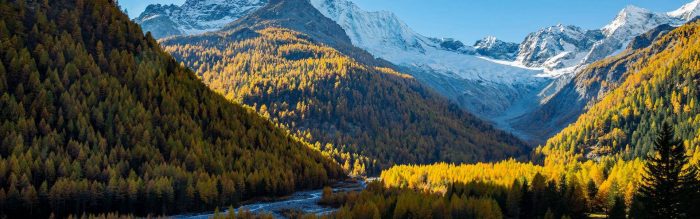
<box><xmin>171</xmin><ymin>179</ymin><xmax>370</xmax><ymax>219</ymax></box>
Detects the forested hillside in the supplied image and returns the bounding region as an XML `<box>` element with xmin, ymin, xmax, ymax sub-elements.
<box><xmin>0</xmin><ymin>0</ymin><xmax>344</xmax><ymax>217</ymax></box>
<box><xmin>160</xmin><ymin>27</ymin><xmax>529</xmax><ymax>174</ymax></box>
<box><xmin>540</xmin><ymin>19</ymin><xmax>700</xmax><ymax>164</ymax></box>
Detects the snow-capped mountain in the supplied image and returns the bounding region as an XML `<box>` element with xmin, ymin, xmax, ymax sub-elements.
<box><xmin>581</xmin><ymin>6</ymin><xmax>680</xmax><ymax>66</ymax></box>
<box><xmin>432</xmin><ymin>38</ymin><xmax>475</xmax><ymax>55</ymax></box>
<box><xmin>309</xmin><ymin>0</ymin><xmax>549</xmax><ymax>133</ymax></box>
<box><xmin>509</xmin><ymin>1</ymin><xmax>700</xmax><ymax>143</ymax></box>
<box><xmin>427</xmin><ymin>36</ymin><xmax>519</xmax><ymax>60</ymax></box>
<box><xmin>668</xmin><ymin>0</ymin><xmax>700</xmax><ymax>21</ymax></box>
<box><xmin>515</xmin><ymin>24</ymin><xmax>603</xmax><ymax>70</ymax></box>
<box><xmin>309</xmin><ymin>0</ymin><xmax>542</xmax><ymax>84</ymax></box>
<box><xmin>518</xmin><ymin>2</ymin><xmax>700</xmax><ymax>73</ymax></box>
<box><xmin>134</xmin><ymin>0</ymin><xmax>267</xmax><ymax>39</ymax></box>
<box><xmin>474</xmin><ymin>36</ymin><xmax>519</xmax><ymax>60</ymax></box>
<box><xmin>308</xmin><ymin>0</ymin><xmax>700</xmax><ymax>142</ymax></box>
<box><xmin>134</xmin><ymin>0</ymin><xmax>700</xmax><ymax>143</ymax></box>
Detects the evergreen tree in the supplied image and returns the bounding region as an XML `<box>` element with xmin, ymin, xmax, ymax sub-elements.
<box><xmin>505</xmin><ymin>180</ymin><xmax>522</xmax><ymax>218</ymax></box>
<box><xmin>628</xmin><ymin>194</ymin><xmax>646</xmax><ymax>219</ymax></box>
<box><xmin>637</xmin><ymin>123</ymin><xmax>699</xmax><ymax>218</ymax></box>
<box><xmin>679</xmin><ymin>155</ymin><xmax>700</xmax><ymax>218</ymax></box>
<box><xmin>608</xmin><ymin>196</ymin><xmax>626</xmax><ymax>219</ymax></box>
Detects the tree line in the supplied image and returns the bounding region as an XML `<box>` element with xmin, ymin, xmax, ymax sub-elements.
<box><xmin>374</xmin><ymin>124</ymin><xmax>700</xmax><ymax>218</ymax></box>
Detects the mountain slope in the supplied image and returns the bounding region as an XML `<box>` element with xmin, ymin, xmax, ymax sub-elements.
<box><xmin>220</xmin><ymin>0</ymin><xmax>394</xmax><ymax>68</ymax></box>
<box><xmin>509</xmin><ymin>1</ymin><xmax>700</xmax><ymax>143</ymax></box>
<box><xmin>308</xmin><ymin>0</ymin><xmax>551</xmax><ymax>142</ymax></box>
<box><xmin>160</xmin><ymin>0</ymin><xmax>530</xmax><ymax>173</ymax></box>
<box><xmin>512</xmin><ymin>24</ymin><xmax>677</xmax><ymax>143</ymax></box>
<box><xmin>134</xmin><ymin>0</ymin><xmax>267</xmax><ymax>39</ymax></box>
<box><xmin>0</xmin><ymin>0</ymin><xmax>344</xmax><ymax>217</ymax></box>
<box><xmin>539</xmin><ymin>19</ymin><xmax>700</xmax><ymax>163</ymax></box>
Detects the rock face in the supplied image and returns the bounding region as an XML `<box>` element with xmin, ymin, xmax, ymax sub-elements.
<box><xmin>515</xmin><ymin>25</ymin><xmax>604</xmax><ymax>70</ymax></box>
<box><xmin>581</xmin><ymin>6</ymin><xmax>679</xmax><ymax>66</ymax></box>
<box><xmin>434</xmin><ymin>38</ymin><xmax>476</xmax><ymax>55</ymax></box>
<box><xmin>474</xmin><ymin>36</ymin><xmax>519</xmax><ymax>60</ymax></box>
<box><xmin>134</xmin><ymin>0</ymin><xmax>267</xmax><ymax>38</ymax></box>
<box><xmin>516</xmin><ymin>3</ymin><xmax>699</xmax><ymax>73</ymax></box>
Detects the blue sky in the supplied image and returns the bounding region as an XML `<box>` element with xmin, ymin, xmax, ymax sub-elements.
<box><xmin>120</xmin><ymin>0</ymin><xmax>690</xmax><ymax>43</ymax></box>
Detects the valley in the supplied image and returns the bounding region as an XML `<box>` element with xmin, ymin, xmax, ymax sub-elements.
<box><xmin>2</xmin><ymin>0</ymin><xmax>700</xmax><ymax>218</ymax></box>
<box><xmin>138</xmin><ymin>0</ymin><xmax>700</xmax><ymax>144</ymax></box>
<box><xmin>173</xmin><ymin>179</ymin><xmax>370</xmax><ymax>219</ymax></box>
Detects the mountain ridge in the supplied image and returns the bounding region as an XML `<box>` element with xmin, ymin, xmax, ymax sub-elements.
<box><xmin>159</xmin><ymin>0</ymin><xmax>531</xmax><ymax>172</ymax></box>
<box><xmin>134</xmin><ymin>0</ymin><xmax>267</xmax><ymax>38</ymax></box>
<box><xmin>136</xmin><ymin>0</ymin><xmax>700</xmax><ymax>143</ymax></box>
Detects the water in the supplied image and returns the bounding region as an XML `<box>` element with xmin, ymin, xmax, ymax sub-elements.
<box><xmin>171</xmin><ymin>179</ymin><xmax>369</xmax><ymax>219</ymax></box>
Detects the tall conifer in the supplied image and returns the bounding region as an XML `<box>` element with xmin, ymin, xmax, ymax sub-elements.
<box><xmin>638</xmin><ymin>123</ymin><xmax>700</xmax><ymax>218</ymax></box>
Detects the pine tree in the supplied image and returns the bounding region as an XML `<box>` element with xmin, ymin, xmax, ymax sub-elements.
<box><xmin>505</xmin><ymin>180</ymin><xmax>522</xmax><ymax>218</ymax></box>
<box><xmin>608</xmin><ymin>196</ymin><xmax>626</xmax><ymax>219</ymax></box>
<box><xmin>637</xmin><ymin>123</ymin><xmax>700</xmax><ymax>218</ymax></box>
<box><xmin>628</xmin><ymin>194</ymin><xmax>646</xmax><ymax>219</ymax></box>
<box><xmin>679</xmin><ymin>155</ymin><xmax>700</xmax><ymax>218</ymax></box>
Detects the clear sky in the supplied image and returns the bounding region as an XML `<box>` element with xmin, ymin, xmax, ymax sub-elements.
<box><xmin>120</xmin><ymin>0</ymin><xmax>691</xmax><ymax>44</ymax></box>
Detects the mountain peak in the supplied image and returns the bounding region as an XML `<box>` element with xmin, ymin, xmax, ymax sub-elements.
<box><xmin>541</xmin><ymin>24</ymin><xmax>584</xmax><ymax>35</ymax></box>
<box><xmin>602</xmin><ymin>4</ymin><xmax>667</xmax><ymax>37</ymax></box>
<box><xmin>309</xmin><ymin>0</ymin><xmax>418</xmax><ymax>49</ymax></box>
<box><xmin>668</xmin><ymin>0</ymin><xmax>700</xmax><ymax>20</ymax></box>
<box><xmin>135</xmin><ymin>0</ymin><xmax>268</xmax><ymax>38</ymax></box>
<box><xmin>474</xmin><ymin>36</ymin><xmax>519</xmax><ymax>60</ymax></box>
<box><xmin>477</xmin><ymin>36</ymin><xmax>498</xmax><ymax>45</ymax></box>
<box><xmin>621</xmin><ymin>5</ymin><xmax>650</xmax><ymax>14</ymax></box>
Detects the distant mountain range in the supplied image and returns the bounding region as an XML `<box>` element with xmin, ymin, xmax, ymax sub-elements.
<box><xmin>134</xmin><ymin>0</ymin><xmax>267</xmax><ymax>38</ymax></box>
<box><xmin>136</xmin><ymin>0</ymin><xmax>700</xmax><ymax>144</ymax></box>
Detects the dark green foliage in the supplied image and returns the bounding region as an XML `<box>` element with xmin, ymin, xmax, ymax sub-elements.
<box><xmin>637</xmin><ymin>123</ymin><xmax>700</xmax><ymax>218</ymax></box>
<box><xmin>629</xmin><ymin>194</ymin><xmax>646</xmax><ymax>219</ymax></box>
<box><xmin>0</xmin><ymin>0</ymin><xmax>344</xmax><ymax>217</ymax></box>
<box><xmin>505</xmin><ymin>180</ymin><xmax>522</xmax><ymax>218</ymax></box>
<box><xmin>318</xmin><ymin>176</ymin><xmax>590</xmax><ymax>219</ymax></box>
<box><xmin>608</xmin><ymin>196</ymin><xmax>626</xmax><ymax>219</ymax></box>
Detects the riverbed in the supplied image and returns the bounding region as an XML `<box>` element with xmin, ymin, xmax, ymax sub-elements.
<box><xmin>171</xmin><ymin>179</ymin><xmax>369</xmax><ymax>219</ymax></box>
